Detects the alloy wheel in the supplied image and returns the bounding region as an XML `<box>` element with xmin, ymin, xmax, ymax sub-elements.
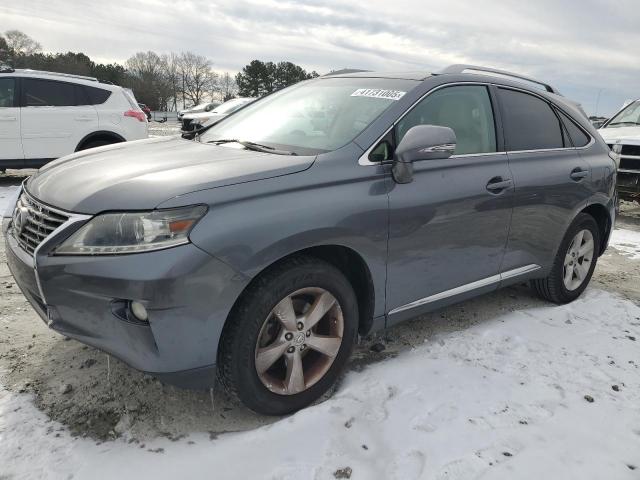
<box><xmin>563</xmin><ymin>229</ymin><xmax>595</xmax><ymax>291</ymax></box>
<box><xmin>254</xmin><ymin>287</ymin><xmax>344</xmax><ymax>395</ymax></box>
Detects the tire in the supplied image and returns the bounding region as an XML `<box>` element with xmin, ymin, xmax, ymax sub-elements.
<box><xmin>530</xmin><ymin>213</ymin><xmax>600</xmax><ymax>304</ymax></box>
<box><xmin>78</xmin><ymin>139</ymin><xmax>117</xmax><ymax>151</ymax></box>
<box><xmin>217</xmin><ymin>255</ymin><xmax>358</xmax><ymax>415</ymax></box>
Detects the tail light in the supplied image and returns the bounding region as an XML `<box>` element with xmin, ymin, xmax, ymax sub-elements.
<box><xmin>124</xmin><ymin>109</ymin><xmax>147</xmax><ymax>122</ymax></box>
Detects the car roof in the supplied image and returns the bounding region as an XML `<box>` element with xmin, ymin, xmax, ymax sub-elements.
<box><xmin>2</xmin><ymin>69</ymin><xmax>121</xmax><ymax>91</ymax></box>
<box><xmin>322</xmin><ymin>70</ymin><xmax>431</xmax><ymax>81</ymax></box>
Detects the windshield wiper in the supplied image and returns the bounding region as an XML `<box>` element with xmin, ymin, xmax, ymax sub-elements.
<box><xmin>207</xmin><ymin>139</ymin><xmax>297</xmax><ymax>156</ymax></box>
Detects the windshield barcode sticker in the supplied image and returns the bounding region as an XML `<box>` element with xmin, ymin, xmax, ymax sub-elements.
<box><xmin>351</xmin><ymin>89</ymin><xmax>406</xmax><ymax>101</ymax></box>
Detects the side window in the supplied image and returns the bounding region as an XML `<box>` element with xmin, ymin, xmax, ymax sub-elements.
<box><xmin>85</xmin><ymin>86</ymin><xmax>111</xmax><ymax>105</ymax></box>
<box><xmin>557</xmin><ymin>110</ymin><xmax>590</xmax><ymax>147</ymax></box>
<box><xmin>395</xmin><ymin>85</ymin><xmax>497</xmax><ymax>155</ymax></box>
<box><xmin>0</xmin><ymin>78</ymin><xmax>15</xmax><ymax>108</ymax></box>
<box><xmin>499</xmin><ymin>88</ymin><xmax>565</xmax><ymax>151</ymax></box>
<box><xmin>23</xmin><ymin>79</ymin><xmax>78</xmax><ymax>107</ymax></box>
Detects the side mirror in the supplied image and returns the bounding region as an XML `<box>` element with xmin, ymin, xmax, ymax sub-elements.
<box><xmin>392</xmin><ymin>125</ymin><xmax>456</xmax><ymax>184</ymax></box>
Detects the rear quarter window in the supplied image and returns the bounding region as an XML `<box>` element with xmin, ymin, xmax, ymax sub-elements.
<box><xmin>84</xmin><ymin>86</ymin><xmax>112</xmax><ymax>105</ymax></box>
<box><xmin>499</xmin><ymin>88</ymin><xmax>565</xmax><ymax>151</ymax></box>
<box><xmin>557</xmin><ymin>110</ymin><xmax>591</xmax><ymax>147</ymax></box>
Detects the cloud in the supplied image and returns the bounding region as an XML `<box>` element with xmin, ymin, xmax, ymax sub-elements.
<box><xmin>1</xmin><ymin>0</ymin><xmax>638</xmax><ymax>115</ymax></box>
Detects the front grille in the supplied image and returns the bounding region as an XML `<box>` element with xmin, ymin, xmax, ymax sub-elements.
<box><xmin>621</xmin><ymin>144</ymin><xmax>640</xmax><ymax>157</ymax></box>
<box><xmin>10</xmin><ymin>192</ymin><xmax>69</xmax><ymax>255</ymax></box>
<box><xmin>620</xmin><ymin>157</ymin><xmax>640</xmax><ymax>171</ymax></box>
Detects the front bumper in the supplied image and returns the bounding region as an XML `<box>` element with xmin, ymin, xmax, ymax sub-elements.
<box><xmin>5</xmin><ymin>226</ymin><xmax>249</xmax><ymax>388</ymax></box>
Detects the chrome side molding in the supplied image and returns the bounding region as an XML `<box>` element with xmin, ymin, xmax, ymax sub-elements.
<box><xmin>388</xmin><ymin>264</ymin><xmax>541</xmax><ymax>315</ymax></box>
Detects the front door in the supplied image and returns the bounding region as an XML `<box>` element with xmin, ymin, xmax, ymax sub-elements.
<box><xmin>0</xmin><ymin>77</ymin><xmax>23</xmax><ymax>163</ymax></box>
<box><xmin>386</xmin><ymin>84</ymin><xmax>513</xmax><ymax>322</ymax></box>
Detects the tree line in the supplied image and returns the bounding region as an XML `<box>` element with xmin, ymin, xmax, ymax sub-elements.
<box><xmin>0</xmin><ymin>30</ymin><xmax>321</xmax><ymax>111</ymax></box>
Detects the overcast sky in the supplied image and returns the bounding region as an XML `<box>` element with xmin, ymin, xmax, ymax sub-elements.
<box><xmin>2</xmin><ymin>0</ymin><xmax>638</xmax><ymax>116</ymax></box>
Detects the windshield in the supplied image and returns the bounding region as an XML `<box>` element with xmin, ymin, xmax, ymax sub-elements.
<box><xmin>605</xmin><ymin>100</ymin><xmax>640</xmax><ymax>127</ymax></box>
<box><xmin>200</xmin><ymin>77</ymin><xmax>419</xmax><ymax>154</ymax></box>
<box><xmin>213</xmin><ymin>98</ymin><xmax>253</xmax><ymax>114</ymax></box>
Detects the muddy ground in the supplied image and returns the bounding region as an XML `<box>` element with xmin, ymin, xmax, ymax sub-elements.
<box><xmin>1</xmin><ymin>167</ymin><xmax>639</xmax><ymax>443</ymax></box>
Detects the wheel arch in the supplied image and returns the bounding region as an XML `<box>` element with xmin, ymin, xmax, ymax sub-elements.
<box><xmin>579</xmin><ymin>202</ymin><xmax>612</xmax><ymax>256</ymax></box>
<box><xmin>75</xmin><ymin>130</ymin><xmax>126</xmax><ymax>151</ymax></box>
<box><xmin>223</xmin><ymin>244</ymin><xmax>376</xmax><ymax>338</ymax></box>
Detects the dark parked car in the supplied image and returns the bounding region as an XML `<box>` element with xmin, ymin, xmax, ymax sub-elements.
<box><xmin>3</xmin><ymin>65</ymin><xmax>616</xmax><ymax>415</ymax></box>
<box><xmin>138</xmin><ymin>103</ymin><xmax>152</xmax><ymax>120</ymax></box>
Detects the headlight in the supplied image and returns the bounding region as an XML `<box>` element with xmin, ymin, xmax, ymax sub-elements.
<box><xmin>54</xmin><ymin>205</ymin><xmax>207</xmax><ymax>255</ymax></box>
<box><xmin>610</xmin><ymin>143</ymin><xmax>623</xmax><ymax>168</ymax></box>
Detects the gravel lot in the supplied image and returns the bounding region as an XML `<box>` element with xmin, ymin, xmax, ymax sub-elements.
<box><xmin>1</xmin><ymin>129</ymin><xmax>639</xmax><ymax>458</ymax></box>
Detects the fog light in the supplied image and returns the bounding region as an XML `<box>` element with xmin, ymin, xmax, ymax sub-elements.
<box><xmin>130</xmin><ymin>301</ymin><xmax>148</xmax><ymax>322</ymax></box>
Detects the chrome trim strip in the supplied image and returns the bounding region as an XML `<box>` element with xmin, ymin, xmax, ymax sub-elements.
<box><xmin>388</xmin><ymin>264</ymin><xmax>541</xmax><ymax>316</ymax></box>
<box><xmin>499</xmin><ymin>263</ymin><xmax>541</xmax><ymax>280</ymax></box>
<box><xmin>358</xmin><ymin>81</ymin><xmax>595</xmax><ymax>166</ymax></box>
<box><xmin>506</xmin><ymin>136</ymin><xmax>596</xmax><ymax>155</ymax></box>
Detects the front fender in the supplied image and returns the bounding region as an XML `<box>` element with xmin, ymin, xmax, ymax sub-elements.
<box><xmin>157</xmin><ymin>144</ymin><xmax>391</xmax><ymax>317</ymax></box>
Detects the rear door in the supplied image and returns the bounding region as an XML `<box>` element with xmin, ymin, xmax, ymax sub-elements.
<box><xmin>497</xmin><ymin>87</ymin><xmax>592</xmax><ymax>273</ymax></box>
<box><xmin>0</xmin><ymin>77</ymin><xmax>24</xmax><ymax>163</ymax></box>
<box><xmin>386</xmin><ymin>84</ymin><xmax>514</xmax><ymax>322</ymax></box>
<box><xmin>20</xmin><ymin>78</ymin><xmax>98</xmax><ymax>162</ymax></box>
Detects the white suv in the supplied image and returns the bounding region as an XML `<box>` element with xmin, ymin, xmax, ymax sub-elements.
<box><xmin>0</xmin><ymin>68</ymin><xmax>148</xmax><ymax>171</ymax></box>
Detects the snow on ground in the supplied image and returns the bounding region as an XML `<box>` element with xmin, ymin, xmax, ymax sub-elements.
<box><xmin>1</xmin><ymin>289</ymin><xmax>639</xmax><ymax>480</ymax></box>
<box><xmin>148</xmin><ymin>121</ymin><xmax>181</xmax><ymax>138</ymax></box>
<box><xmin>610</xmin><ymin>228</ymin><xmax>640</xmax><ymax>260</ymax></box>
<box><xmin>0</xmin><ymin>184</ymin><xmax>19</xmax><ymax>216</ymax></box>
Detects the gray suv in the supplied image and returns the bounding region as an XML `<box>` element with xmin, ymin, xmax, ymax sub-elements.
<box><xmin>4</xmin><ymin>65</ymin><xmax>616</xmax><ymax>415</ymax></box>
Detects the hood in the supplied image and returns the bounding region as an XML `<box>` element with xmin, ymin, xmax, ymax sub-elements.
<box><xmin>598</xmin><ymin>126</ymin><xmax>640</xmax><ymax>144</ymax></box>
<box><xmin>27</xmin><ymin>136</ymin><xmax>315</xmax><ymax>214</ymax></box>
<box><xmin>184</xmin><ymin>112</ymin><xmax>226</xmax><ymax>122</ymax></box>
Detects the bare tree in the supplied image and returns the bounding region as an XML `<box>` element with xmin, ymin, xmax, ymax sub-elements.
<box><xmin>4</xmin><ymin>30</ymin><xmax>41</xmax><ymax>55</ymax></box>
<box><xmin>215</xmin><ymin>72</ymin><xmax>238</xmax><ymax>101</ymax></box>
<box><xmin>125</xmin><ymin>51</ymin><xmax>172</xmax><ymax>110</ymax></box>
<box><xmin>179</xmin><ymin>52</ymin><xmax>217</xmax><ymax>106</ymax></box>
<box><xmin>161</xmin><ymin>52</ymin><xmax>182</xmax><ymax>111</ymax></box>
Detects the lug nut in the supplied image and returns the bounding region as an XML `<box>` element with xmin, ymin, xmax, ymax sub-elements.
<box><xmin>300</xmin><ymin>344</ymin><xmax>306</xmax><ymax>351</ymax></box>
<box><xmin>287</xmin><ymin>346</ymin><xmax>295</xmax><ymax>354</ymax></box>
<box><xmin>285</xmin><ymin>332</ymin><xmax>293</xmax><ymax>341</ymax></box>
<box><xmin>297</xmin><ymin>322</ymin><xmax>304</xmax><ymax>331</ymax></box>
<box><xmin>306</xmin><ymin>330</ymin><xmax>311</xmax><ymax>337</ymax></box>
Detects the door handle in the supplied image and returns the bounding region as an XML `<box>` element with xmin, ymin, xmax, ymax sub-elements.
<box><xmin>486</xmin><ymin>177</ymin><xmax>513</xmax><ymax>193</ymax></box>
<box><xmin>0</xmin><ymin>116</ymin><xmax>17</xmax><ymax>121</ymax></box>
<box><xmin>74</xmin><ymin>115</ymin><xmax>94</xmax><ymax>121</ymax></box>
<box><xmin>570</xmin><ymin>167</ymin><xmax>589</xmax><ymax>181</ymax></box>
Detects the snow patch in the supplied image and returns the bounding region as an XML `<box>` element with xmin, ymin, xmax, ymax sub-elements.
<box><xmin>2</xmin><ymin>289</ymin><xmax>640</xmax><ymax>479</ymax></box>
<box><xmin>0</xmin><ymin>185</ymin><xmax>18</xmax><ymax>216</ymax></box>
<box><xmin>610</xmin><ymin>228</ymin><xmax>640</xmax><ymax>259</ymax></box>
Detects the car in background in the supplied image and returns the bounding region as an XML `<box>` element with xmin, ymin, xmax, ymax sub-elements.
<box><xmin>138</xmin><ymin>103</ymin><xmax>152</xmax><ymax>120</ymax></box>
<box><xmin>598</xmin><ymin>99</ymin><xmax>640</xmax><ymax>202</ymax></box>
<box><xmin>0</xmin><ymin>68</ymin><xmax>148</xmax><ymax>171</ymax></box>
<box><xmin>181</xmin><ymin>97</ymin><xmax>256</xmax><ymax>133</ymax></box>
<box><xmin>177</xmin><ymin>101</ymin><xmax>221</xmax><ymax>121</ymax></box>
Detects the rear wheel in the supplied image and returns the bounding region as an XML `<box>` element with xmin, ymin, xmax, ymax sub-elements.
<box><xmin>217</xmin><ymin>256</ymin><xmax>358</xmax><ymax>415</ymax></box>
<box><xmin>531</xmin><ymin>213</ymin><xmax>600</xmax><ymax>304</ymax></box>
<box><xmin>78</xmin><ymin>139</ymin><xmax>120</xmax><ymax>151</ymax></box>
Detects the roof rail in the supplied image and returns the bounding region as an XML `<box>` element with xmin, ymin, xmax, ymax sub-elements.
<box><xmin>438</xmin><ymin>64</ymin><xmax>559</xmax><ymax>95</ymax></box>
<box><xmin>14</xmin><ymin>69</ymin><xmax>99</xmax><ymax>82</ymax></box>
<box><xmin>323</xmin><ymin>69</ymin><xmax>371</xmax><ymax>76</ymax></box>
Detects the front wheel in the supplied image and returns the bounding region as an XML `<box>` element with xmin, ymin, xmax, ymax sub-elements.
<box><xmin>217</xmin><ymin>256</ymin><xmax>358</xmax><ymax>415</ymax></box>
<box><xmin>531</xmin><ymin>213</ymin><xmax>600</xmax><ymax>304</ymax></box>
